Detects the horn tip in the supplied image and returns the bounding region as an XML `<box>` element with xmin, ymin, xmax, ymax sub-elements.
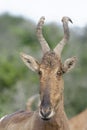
<box><xmin>61</xmin><ymin>16</ymin><xmax>73</xmax><ymax>24</ymax></box>
<box><xmin>40</xmin><ymin>16</ymin><xmax>45</xmax><ymax>21</ymax></box>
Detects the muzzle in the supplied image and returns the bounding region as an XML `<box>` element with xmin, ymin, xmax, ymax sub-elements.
<box><xmin>39</xmin><ymin>105</ymin><xmax>55</xmax><ymax>120</ymax></box>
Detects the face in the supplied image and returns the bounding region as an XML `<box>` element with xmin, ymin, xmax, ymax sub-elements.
<box><xmin>38</xmin><ymin>51</ymin><xmax>64</xmax><ymax>120</ymax></box>
<box><xmin>20</xmin><ymin>51</ymin><xmax>76</xmax><ymax>120</ymax></box>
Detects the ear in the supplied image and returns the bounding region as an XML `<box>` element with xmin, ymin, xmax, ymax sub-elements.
<box><xmin>62</xmin><ymin>56</ymin><xmax>77</xmax><ymax>73</ymax></box>
<box><xmin>20</xmin><ymin>52</ymin><xmax>39</xmax><ymax>72</ymax></box>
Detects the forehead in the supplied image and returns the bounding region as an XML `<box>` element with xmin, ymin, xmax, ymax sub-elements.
<box><xmin>40</xmin><ymin>51</ymin><xmax>61</xmax><ymax>69</ymax></box>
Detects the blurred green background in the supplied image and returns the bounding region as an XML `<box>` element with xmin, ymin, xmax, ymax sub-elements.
<box><xmin>0</xmin><ymin>13</ymin><xmax>87</xmax><ymax>118</ymax></box>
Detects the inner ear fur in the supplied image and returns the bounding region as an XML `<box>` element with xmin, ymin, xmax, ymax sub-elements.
<box><xmin>62</xmin><ymin>56</ymin><xmax>77</xmax><ymax>73</ymax></box>
<box><xmin>20</xmin><ymin>52</ymin><xmax>39</xmax><ymax>72</ymax></box>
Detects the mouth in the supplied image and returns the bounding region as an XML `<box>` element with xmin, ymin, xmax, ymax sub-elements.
<box><xmin>41</xmin><ymin>117</ymin><xmax>51</xmax><ymax>121</ymax></box>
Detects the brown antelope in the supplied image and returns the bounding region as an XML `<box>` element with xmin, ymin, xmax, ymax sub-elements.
<box><xmin>69</xmin><ymin>109</ymin><xmax>87</xmax><ymax>130</ymax></box>
<box><xmin>0</xmin><ymin>16</ymin><xmax>77</xmax><ymax>130</ymax></box>
<box><xmin>26</xmin><ymin>94</ymin><xmax>40</xmax><ymax>111</ymax></box>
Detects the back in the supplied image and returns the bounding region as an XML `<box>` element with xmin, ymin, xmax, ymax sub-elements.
<box><xmin>0</xmin><ymin>111</ymin><xmax>33</xmax><ymax>130</ymax></box>
<box><xmin>69</xmin><ymin>109</ymin><xmax>87</xmax><ymax>130</ymax></box>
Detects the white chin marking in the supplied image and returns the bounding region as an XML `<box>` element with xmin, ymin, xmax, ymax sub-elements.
<box><xmin>47</xmin><ymin>110</ymin><xmax>55</xmax><ymax>119</ymax></box>
<box><xmin>0</xmin><ymin>115</ymin><xmax>7</xmax><ymax>122</ymax></box>
<box><xmin>48</xmin><ymin>110</ymin><xmax>55</xmax><ymax>118</ymax></box>
<box><xmin>39</xmin><ymin>110</ymin><xmax>43</xmax><ymax>119</ymax></box>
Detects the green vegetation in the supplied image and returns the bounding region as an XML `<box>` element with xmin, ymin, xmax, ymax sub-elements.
<box><xmin>0</xmin><ymin>13</ymin><xmax>87</xmax><ymax>118</ymax></box>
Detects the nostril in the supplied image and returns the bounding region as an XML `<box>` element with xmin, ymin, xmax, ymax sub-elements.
<box><xmin>39</xmin><ymin>106</ymin><xmax>53</xmax><ymax>119</ymax></box>
<box><xmin>39</xmin><ymin>108</ymin><xmax>55</xmax><ymax>120</ymax></box>
<box><xmin>41</xmin><ymin>108</ymin><xmax>51</xmax><ymax>117</ymax></box>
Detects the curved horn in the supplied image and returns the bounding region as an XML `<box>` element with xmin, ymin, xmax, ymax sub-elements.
<box><xmin>36</xmin><ymin>16</ymin><xmax>50</xmax><ymax>54</ymax></box>
<box><xmin>54</xmin><ymin>16</ymin><xmax>73</xmax><ymax>56</ymax></box>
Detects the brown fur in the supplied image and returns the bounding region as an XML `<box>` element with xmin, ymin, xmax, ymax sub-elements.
<box><xmin>69</xmin><ymin>109</ymin><xmax>87</xmax><ymax>130</ymax></box>
<box><xmin>0</xmin><ymin>107</ymin><xmax>69</xmax><ymax>130</ymax></box>
<box><xmin>39</xmin><ymin>51</ymin><xmax>64</xmax><ymax>110</ymax></box>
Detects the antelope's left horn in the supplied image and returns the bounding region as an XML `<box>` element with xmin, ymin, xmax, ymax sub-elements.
<box><xmin>54</xmin><ymin>16</ymin><xmax>72</xmax><ymax>56</ymax></box>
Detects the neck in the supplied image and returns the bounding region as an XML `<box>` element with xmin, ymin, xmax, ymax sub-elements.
<box><xmin>53</xmin><ymin>95</ymin><xmax>69</xmax><ymax>130</ymax></box>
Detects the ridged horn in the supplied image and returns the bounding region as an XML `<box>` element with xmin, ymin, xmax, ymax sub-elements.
<box><xmin>54</xmin><ymin>16</ymin><xmax>73</xmax><ymax>56</ymax></box>
<box><xmin>36</xmin><ymin>16</ymin><xmax>50</xmax><ymax>54</ymax></box>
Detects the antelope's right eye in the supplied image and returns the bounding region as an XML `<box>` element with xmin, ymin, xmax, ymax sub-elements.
<box><xmin>38</xmin><ymin>70</ymin><xmax>42</xmax><ymax>76</ymax></box>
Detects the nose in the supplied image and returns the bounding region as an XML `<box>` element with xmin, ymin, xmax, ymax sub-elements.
<box><xmin>39</xmin><ymin>106</ymin><xmax>54</xmax><ymax>120</ymax></box>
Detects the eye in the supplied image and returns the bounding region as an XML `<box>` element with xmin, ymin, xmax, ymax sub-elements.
<box><xmin>38</xmin><ymin>70</ymin><xmax>42</xmax><ymax>76</ymax></box>
<box><xmin>56</xmin><ymin>71</ymin><xmax>61</xmax><ymax>76</ymax></box>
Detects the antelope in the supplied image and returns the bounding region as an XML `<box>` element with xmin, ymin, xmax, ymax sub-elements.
<box><xmin>26</xmin><ymin>94</ymin><xmax>40</xmax><ymax>111</ymax></box>
<box><xmin>69</xmin><ymin>109</ymin><xmax>87</xmax><ymax>130</ymax></box>
<box><xmin>0</xmin><ymin>16</ymin><xmax>77</xmax><ymax>130</ymax></box>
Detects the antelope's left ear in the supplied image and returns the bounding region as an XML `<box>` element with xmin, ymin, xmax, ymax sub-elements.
<box><xmin>20</xmin><ymin>52</ymin><xmax>39</xmax><ymax>72</ymax></box>
<box><xmin>62</xmin><ymin>57</ymin><xmax>77</xmax><ymax>73</ymax></box>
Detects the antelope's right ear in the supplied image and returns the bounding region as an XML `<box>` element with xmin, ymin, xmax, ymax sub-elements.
<box><xmin>20</xmin><ymin>52</ymin><xmax>39</xmax><ymax>72</ymax></box>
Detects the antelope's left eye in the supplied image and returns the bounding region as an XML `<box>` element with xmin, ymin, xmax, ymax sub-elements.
<box><xmin>56</xmin><ymin>71</ymin><xmax>62</xmax><ymax>76</ymax></box>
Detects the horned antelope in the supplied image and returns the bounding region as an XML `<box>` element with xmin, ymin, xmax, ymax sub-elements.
<box><xmin>0</xmin><ymin>16</ymin><xmax>77</xmax><ymax>130</ymax></box>
<box><xmin>26</xmin><ymin>94</ymin><xmax>40</xmax><ymax>111</ymax></box>
<box><xmin>69</xmin><ymin>109</ymin><xmax>87</xmax><ymax>130</ymax></box>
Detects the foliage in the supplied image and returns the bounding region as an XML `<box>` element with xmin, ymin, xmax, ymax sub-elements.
<box><xmin>0</xmin><ymin>13</ymin><xmax>87</xmax><ymax>119</ymax></box>
<box><xmin>0</xmin><ymin>56</ymin><xmax>25</xmax><ymax>89</ymax></box>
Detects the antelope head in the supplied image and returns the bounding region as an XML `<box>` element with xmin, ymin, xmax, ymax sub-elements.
<box><xmin>20</xmin><ymin>17</ymin><xmax>77</xmax><ymax>120</ymax></box>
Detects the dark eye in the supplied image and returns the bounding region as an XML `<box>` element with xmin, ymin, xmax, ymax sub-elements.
<box><xmin>38</xmin><ymin>70</ymin><xmax>42</xmax><ymax>76</ymax></box>
<box><xmin>56</xmin><ymin>71</ymin><xmax>61</xmax><ymax>76</ymax></box>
